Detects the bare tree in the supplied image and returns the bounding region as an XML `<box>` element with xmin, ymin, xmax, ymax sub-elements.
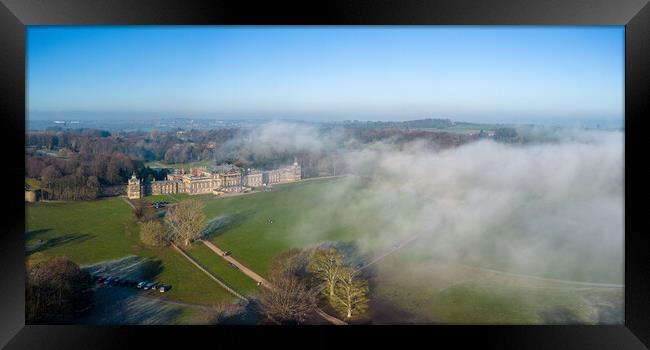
<box><xmin>257</xmin><ymin>272</ymin><xmax>318</xmax><ymax>324</ymax></box>
<box><xmin>306</xmin><ymin>247</ymin><xmax>345</xmax><ymax>298</ymax></box>
<box><xmin>164</xmin><ymin>199</ymin><xmax>206</xmax><ymax>246</ymax></box>
<box><xmin>269</xmin><ymin>248</ymin><xmax>311</xmax><ymax>277</ymax></box>
<box><xmin>330</xmin><ymin>267</ymin><xmax>369</xmax><ymax>319</ymax></box>
<box><xmin>133</xmin><ymin>200</ymin><xmax>158</xmax><ymax>223</ymax></box>
<box><xmin>139</xmin><ymin>220</ymin><xmax>169</xmax><ymax>247</ymax></box>
<box><xmin>201</xmin><ymin>304</ymin><xmax>228</xmax><ymax>325</ymax></box>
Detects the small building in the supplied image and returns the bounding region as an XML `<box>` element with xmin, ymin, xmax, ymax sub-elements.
<box><xmin>25</xmin><ymin>190</ymin><xmax>40</xmax><ymax>203</ymax></box>
<box><xmin>127</xmin><ymin>173</ymin><xmax>142</xmax><ymax>199</ymax></box>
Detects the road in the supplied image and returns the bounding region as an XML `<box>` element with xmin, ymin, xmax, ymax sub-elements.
<box><xmin>199</xmin><ymin>239</ymin><xmax>347</xmax><ymax>325</ymax></box>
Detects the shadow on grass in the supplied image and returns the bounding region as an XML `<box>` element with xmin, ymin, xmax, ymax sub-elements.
<box><xmin>366</xmin><ymin>293</ymin><xmax>435</xmax><ymax>324</ymax></box>
<box><xmin>538</xmin><ymin>306</ymin><xmax>585</xmax><ymax>324</ymax></box>
<box><xmin>84</xmin><ymin>256</ymin><xmax>164</xmax><ymax>281</ymax></box>
<box><xmin>363</xmin><ymin>264</ymin><xmax>435</xmax><ymax>325</ymax></box>
<box><xmin>77</xmin><ymin>284</ymin><xmax>184</xmax><ymax>325</ymax></box>
<box><xmin>218</xmin><ymin>300</ymin><xmax>263</xmax><ymax>325</ymax></box>
<box><xmin>25</xmin><ymin>228</ymin><xmax>52</xmax><ymax>241</ymax></box>
<box><xmin>26</xmin><ymin>233</ymin><xmax>93</xmax><ymax>254</ymax></box>
<box><xmin>202</xmin><ymin>210</ymin><xmax>255</xmax><ymax>239</ymax></box>
<box><xmin>76</xmin><ymin>255</ymin><xmax>186</xmax><ymax>324</ymax></box>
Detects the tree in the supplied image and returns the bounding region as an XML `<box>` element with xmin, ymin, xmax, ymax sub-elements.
<box><xmin>257</xmin><ymin>271</ymin><xmax>318</xmax><ymax>324</ymax></box>
<box><xmin>330</xmin><ymin>267</ymin><xmax>369</xmax><ymax>319</ymax></box>
<box><xmin>133</xmin><ymin>200</ymin><xmax>158</xmax><ymax>223</ymax></box>
<box><xmin>26</xmin><ymin>257</ymin><xmax>93</xmax><ymax>324</ymax></box>
<box><xmin>139</xmin><ymin>220</ymin><xmax>169</xmax><ymax>247</ymax></box>
<box><xmin>306</xmin><ymin>247</ymin><xmax>345</xmax><ymax>298</ymax></box>
<box><xmin>201</xmin><ymin>304</ymin><xmax>228</xmax><ymax>325</ymax></box>
<box><xmin>105</xmin><ymin>157</ymin><xmax>123</xmax><ymax>185</ymax></box>
<box><xmin>85</xmin><ymin>175</ymin><xmax>101</xmax><ymax>199</ymax></box>
<box><xmin>40</xmin><ymin>165</ymin><xmax>61</xmax><ymax>188</ymax></box>
<box><xmin>164</xmin><ymin>199</ymin><xmax>206</xmax><ymax>246</ymax></box>
<box><xmin>269</xmin><ymin>248</ymin><xmax>310</xmax><ymax>277</ymax></box>
<box><xmin>494</xmin><ymin>127</ymin><xmax>520</xmax><ymax>143</ymax></box>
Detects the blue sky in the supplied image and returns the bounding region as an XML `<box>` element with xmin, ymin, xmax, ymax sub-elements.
<box><xmin>27</xmin><ymin>26</ymin><xmax>624</xmax><ymax>123</ymax></box>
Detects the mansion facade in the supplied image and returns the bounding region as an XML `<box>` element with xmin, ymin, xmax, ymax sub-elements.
<box><xmin>128</xmin><ymin>162</ymin><xmax>301</xmax><ymax>199</ymax></box>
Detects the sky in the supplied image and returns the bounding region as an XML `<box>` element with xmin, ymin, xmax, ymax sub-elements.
<box><xmin>27</xmin><ymin>26</ymin><xmax>624</xmax><ymax>123</ymax></box>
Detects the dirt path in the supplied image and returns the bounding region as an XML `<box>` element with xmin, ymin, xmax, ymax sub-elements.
<box><xmin>450</xmin><ymin>262</ymin><xmax>624</xmax><ymax>289</ymax></box>
<box><xmin>199</xmin><ymin>239</ymin><xmax>347</xmax><ymax>325</ymax></box>
<box><xmin>314</xmin><ymin>308</ymin><xmax>348</xmax><ymax>325</ymax></box>
<box><xmin>200</xmin><ymin>240</ymin><xmax>270</xmax><ymax>287</ymax></box>
<box><xmin>356</xmin><ymin>234</ymin><xmax>422</xmax><ymax>273</ymax></box>
<box><xmin>121</xmin><ymin>196</ymin><xmax>136</xmax><ymax>209</ymax></box>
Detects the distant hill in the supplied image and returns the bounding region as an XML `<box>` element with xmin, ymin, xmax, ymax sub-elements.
<box><xmin>342</xmin><ymin>118</ymin><xmax>454</xmax><ymax>129</ymax></box>
<box><xmin>401</xmin><ymin>118</ymin><xmax>454</xmax><ymax>129</ymax></box>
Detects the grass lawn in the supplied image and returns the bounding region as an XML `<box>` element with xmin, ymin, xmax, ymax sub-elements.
<box><xmin>139</xmin><ymin>193</ymin><xmax>193</xmax><ymax>204</ymax></box>
<box><xmin>201</xmin><ymin>178</ymin><xmax>382</xmax><ymax>277</ymax></box>
<box><xmin>26</xmin><ymin>197</ymin><xmax>237</xmax><ymax>306</ymax></box>
<box><xmin>183</xmin><ymin>243</ymin><xmax>260</xmax><ymax>296</ymax></box>
<box><xmin>368</xmin><ymin>245</ymin><xmax>621</xmax><ymax>324</ymax></box>
<box><xmin>426</xmin><ymin>282</ymin><xmax>597</xmax><ymax>324</ymax></box>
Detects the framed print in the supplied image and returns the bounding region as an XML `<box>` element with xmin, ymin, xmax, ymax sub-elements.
<box><xmin>1</xmin><ymin>0</ymin><xmax>649</xmax><ymax>348</ymax></box>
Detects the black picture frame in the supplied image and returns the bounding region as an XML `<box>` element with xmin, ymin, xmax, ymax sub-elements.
<box><xmin>2</xmin><ymin>0</ymin><xmax>649</xmax><ymax>348</ymax></box>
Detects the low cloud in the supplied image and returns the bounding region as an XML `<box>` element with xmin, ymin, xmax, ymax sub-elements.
<box><xmin>217</xmin><ymin>121</ymin><xmax>342</xmax><ymax>166</ymax></box>
<box><xmin>294</xmin><ymin>128</ymin><xmax>624</xmax><ymax>283</ymax></box>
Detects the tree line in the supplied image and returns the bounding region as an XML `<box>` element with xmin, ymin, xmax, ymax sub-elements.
<box><xmin>27</xmin><ymin>128</ymin><xmax>239</xmax><ymax>164</ymax></box>
<box><xmin>26</xmin><ymin>149</ymin><xmax>148</xmax><ymax>200</ymax></box>
<box><xmin>26</xmin><ymin>124</ymin><xmax>502</xmax><ymax>201</ymax></box>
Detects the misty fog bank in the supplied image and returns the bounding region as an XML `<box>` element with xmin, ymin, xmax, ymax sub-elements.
<box><xmin>284</xmin><ymin>127</ymin><xmax>623</xmax><ymax>284</ymax></box>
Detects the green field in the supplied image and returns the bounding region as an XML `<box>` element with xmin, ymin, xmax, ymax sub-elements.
<box><xmin>410</xmin><ymin>122</ymin><xmax>507</xmax><ymax>135</ymax></box>
<box><xmin>201</xmin><ymin>178</ymin><xmax>389</xmax><ymax>276</ymax></box>
<box><xmin>26</xmin><ymin>197</ymin><xmax>237</xmax><ymax>306</ymax></box>
<box><xmin>26</xmin><ymin>177</ymin><xmax>622</xmax><ymax>324</ymax></box>
<box><xmin>139</xmin><ymin>193</ymin><xmax>194</xmax><ymax>204</ymax></box>
<box><xmin>368</xmin><ymin>245</ymin><xmax>622</xmax><ymax>324</ymax></box>
<box><xmin>183</xmin><ymin>243</ymin><xmax>260</xmax><ymax>296</ymax></box>
<box><xmin>427</xmin><ymin>282</ymin><xmax>600</xmax><ymax>324</ymax></box>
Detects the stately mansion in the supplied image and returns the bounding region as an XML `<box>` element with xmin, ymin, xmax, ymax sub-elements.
<box><xmin>127</xmin><ymin>162</ymin><xmax>301</xmax><ymax>199</ymax></box>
